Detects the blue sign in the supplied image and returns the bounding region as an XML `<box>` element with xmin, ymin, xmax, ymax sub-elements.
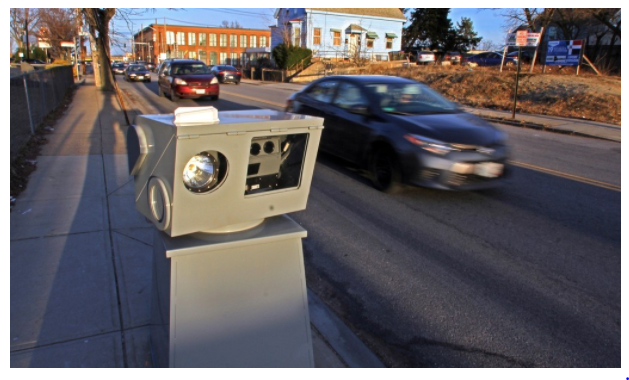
<box><xmin>546</xmin><ymin>40</ymin><xmax>583</xmax><ymax>66</ymax></box>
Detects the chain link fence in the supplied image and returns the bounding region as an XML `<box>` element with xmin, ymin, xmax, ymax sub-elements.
<box><xmin>10</xmin><ymin>66</ymin><xmax>74</xmax><ymax>162</ymax></box>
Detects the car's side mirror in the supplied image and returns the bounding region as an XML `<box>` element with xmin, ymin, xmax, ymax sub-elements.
<box><xmin>348</xmin><ymin>104</ymin><xmax>371</xmax><ymax>116</ymax></box>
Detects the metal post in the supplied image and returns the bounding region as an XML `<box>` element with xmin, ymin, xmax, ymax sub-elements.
<box><xmin>23</xmin><ymin>75</ymin><xmax>35</xmax><ymax>135</ymax></box>
<box><xmin>512</xmin><ymin>47</ymin><xmax>522</xmax><ymax>119</ymax></box>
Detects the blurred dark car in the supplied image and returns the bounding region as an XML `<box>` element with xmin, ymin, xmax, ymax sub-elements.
<box><xmin>443</xmin><ymin>51</ymin><xmax>462</xmax><ymax>64</ymax></box>
<box><xmin>507</xmin><ymin>50</ymin><xmax>535</xmax><ymax>64</ymax></box>
<box><xmin>112</xmin><ymin>62</ymin><xmax>128</xmax><ymax>75</ymax></box>
<box><xmin>210</xmin><ymin>65</ymin><xmax>242</xmax><ymax>84</ymax></box>
<box><xmin>466</xmin><ymin>52</ymin><xmax>517</xmax><ymax>66</ymax></box>
<box><xmin>157</xmin><ymin>59</ymin><xmax>219</xmax><ymax>101</ymax></box>
<box><xmin>145</xmin><ymin>62</ymin><xmax>156</xmax><ymax>71</ymax></box>
<box><xmin>124</xmin><ymin>64</ymin><xmax>151</xmax><ymax>82</ymax></box>
<box><xmin>285</xmin><ymin>75</ymin><xmax>509</xmax><ymax>192</ymax></box>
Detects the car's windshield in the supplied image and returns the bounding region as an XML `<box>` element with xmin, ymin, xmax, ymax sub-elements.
<box><xmin>366</xmin><ymin>82</ymin><xmax>460</xmax><ymax>115</ymax></box>
<box><xmin>129</xmin><ymin>65</ymin><xmax>147</xmax><ymax>71</ymax></box>
<box><xmin>172</xmin><ymin>63</ymin><xmax>209</xmax><ymax>75</ymax></box>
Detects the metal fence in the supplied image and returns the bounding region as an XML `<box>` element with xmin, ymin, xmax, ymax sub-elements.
<box><xmin>10</xmin><ymin>66</ymin><xmax>74</xmax><ymax>162</ymax></box>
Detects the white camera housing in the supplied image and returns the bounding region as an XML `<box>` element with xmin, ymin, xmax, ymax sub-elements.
<box><xmin>127</xmin><ymin>109</ymin><xmax>324</xmax><ymax>237</ymax></box>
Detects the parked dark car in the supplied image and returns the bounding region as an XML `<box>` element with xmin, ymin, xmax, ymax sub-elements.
<box><xmin>285</xmin><ymin>75</ymin><xmax>509</xmax><ymax>192</ymax></box>
<box><xmin>466</xmin><ymin>52</ymin><xmax>517</xmax><ymax>67</ymax></box>
<box><xmin>112</xmin><ymin>62</ymin><xmax>128</xmax><ymax>75</ymax></box>
<box><xmin>443</xmin><ymin>51</ymin><xmax>462</xmax><ymax>64</ymax></box>
<box><xmin>507</xmin><ymin>50</ymin><xmax>535</xmax><ymax>64</ymax></box>
<box><xmin>124</xmin><ymin>64</ymin><xmax>151</xmax><ymax>82</ymax></box>
<box><xmin>210</xmin><ymin>65</ymin><xmax>242</xmax><ymax>84</ymax></box>
<box><xmin>157</xmin><ymin>59</ymin><xmax>219</xmax><ymax>101</ymax></box>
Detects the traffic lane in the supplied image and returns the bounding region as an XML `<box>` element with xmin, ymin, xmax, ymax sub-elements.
<box><xmin>117</xmin><ymin>74</ymin><xmax>282</xmax><ymax>115</ymax></box>
<box><xmin>213</xmin><ymin>83</ymin><xmax>622</xmax><ymax>189</ymax></box>
<box><xmin>292</xmin><ymin>154</ymin><xmax>619</xmax><ymax>367</ymax></box>
<box><xmin>499</xmin><ymin>124</ymin><xmax>621</xmax><ymax>187</ymax></box>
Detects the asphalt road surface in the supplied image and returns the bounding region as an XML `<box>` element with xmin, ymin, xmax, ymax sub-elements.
<box><xmin>118</xmin><ymin>74</ymin><xmax>621</xmax><ymax>367</ymax></box>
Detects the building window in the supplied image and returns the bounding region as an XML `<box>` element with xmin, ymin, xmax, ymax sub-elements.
<box><xmin>386</xmin><ymin>38</ymin><xmax>393</xmax><ymax>49</ymax></box>
<box><xmin>313</xmin><ymin>28</ymin><xmax>321</xmax><ymax>45</ymax></box>
<box><xmin>166</xmin><ymin>31</ymin><xmax>175</xmax><ymax>45</ymax></box>
<box><xmin>220</xmin><ymin>52</ymin><xmax>227</xmax><ymax>64</ymax></box>
<box><xmin>333</xmin><ymin>31</ymin><xmax>341</xmax><ymax>46</ymax></box>
<box><xmin>188</xmin><ymin>32</ymin><xmax>196</xmax><ymax>46</ymax></box>
<box><xmin>293</xmin><ymin>26</ymin><xmax>301</xmax><ymax>47</ymax></box>
<box><xmin>250</xmin><ymin>35</ymin><xmax>257</xmax><ymax>48</ymax></box>
<box><xmin>260</xmin><ymin>36</ymin><xmax>267</xmax><ymax>47</ymax></box>
<box><xmin>189</xmin><ymin>51</ymin><xmax>197</xmax><ymax>59</ymax></box>
<box><xmin>199</xmin><ymin>50</ymin><xmax>207</xmax><ymax>64</ymax></box>
<box><xmin>240</xmin><ymin>35</ymin><xmax>247</xmax><ymax>48</ymax></box>
<box><xmin>210</xmin><ymin>51</ymin><xmax>217</xmax><ymax>65</ymax></box>
<box><xmin>367</xmin><ymin>38</ymin><xmax>374</xmax><ymax>48</ymax></box>
<box><xmin>209</xmin><ymin>33</ymin><xmax>217</xmax><ymax>47</ymax></box>
<box><xmin>220</xmin><ymin>34</ymin><xmax>227</xmax><ymax>47</ymax></box>
<box><xmin>230</xmin><ymin>34</ymin><xmax>237</xmax><ymax>47</ymax></box>
<box><xmin>176</xmin><ymin>32</ymin><xmax>185</xmax><ymax>46</ymax></box>
<box><xmin>176</xmin><ymin>50</ymin><xmax>185</xmax><ymax>58</ymax></box>
<box><xmin>231</xmin><ymin>52</ymin><xmax>238</xmax><ymax>65</ymax></box>
<box><xmin>199</xmin><ymin>33</ymin><xmax>207</xmax><ymax>46</ymax></box>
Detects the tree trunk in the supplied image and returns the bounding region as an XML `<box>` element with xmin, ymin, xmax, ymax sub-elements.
<box><xmin>82</xmin><ymin>8</ymin><xmax>116</xmax><ymax>91</ymax></box>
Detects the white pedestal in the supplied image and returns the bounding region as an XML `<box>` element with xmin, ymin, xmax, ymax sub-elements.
<box><xmin>150</xmin><ymin>215</ymin><xmax>314</xmax><ymax>367</ymax></box>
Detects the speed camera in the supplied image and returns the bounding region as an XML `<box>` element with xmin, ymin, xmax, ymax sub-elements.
<box><xmin>126</xmin><ymin>107</ymin><xmax>324</xmax><ymax>237</ymax></box>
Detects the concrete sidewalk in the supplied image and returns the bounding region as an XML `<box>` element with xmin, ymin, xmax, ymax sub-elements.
<box><xmin>10</xmin><ymin>75</ymin><xmax>384</xmax><ymax>368</ymax></box>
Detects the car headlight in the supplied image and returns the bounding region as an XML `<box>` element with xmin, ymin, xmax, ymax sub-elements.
<box><xmin>182</xmin><ymin>152</ymin><xmax>228</xmax><ymax>193</ymax></box>
<box><xmin>404</xmin><ymin>134</ymin><xmax>459</xmax><ymax>155</ymax></box>
<box><xmin>130</xmin><ymin>73</ymin><xmax>136</xmax><ymax>77</ymax></box>
<box><xmin>174</xmin><ymin>78</ymin><xmax>188</xmax><ymax>85</ymax></box>
<box><xmin>210</xmin><ymin>77</ymin><xmax>219</xmax><ymax>84</ymax></box>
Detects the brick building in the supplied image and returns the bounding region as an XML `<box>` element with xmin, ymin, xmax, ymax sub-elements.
<box><xmin>133</xmin><ymin>24</ymin><xmax>271</xmax><ymax>67</ymax></box>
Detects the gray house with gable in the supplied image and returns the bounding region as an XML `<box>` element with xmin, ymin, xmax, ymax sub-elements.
<box><xmin>270</xmin><ymin>8</ymin><xmax>406</xmax><ymax>61</ymax></box>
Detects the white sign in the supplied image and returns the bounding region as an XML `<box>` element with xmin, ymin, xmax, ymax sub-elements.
<box><xmin>506</xmin><ymin>32</ymin><xmax>541</xmax><ymax>47</ymax></box>
<box><xmin>516</xmin><ymin>31</ymin><xmax>528</xmax><ymax>46</ymax></box>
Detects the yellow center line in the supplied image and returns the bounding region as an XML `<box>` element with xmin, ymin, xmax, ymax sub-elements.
<box><xmin>510</xmin><ymin>160</ymin><xmax>620</xmax><ymax>192</ymax></box>
<box><xmin>220</xmin><ymin>90</ymin><xmax>286</xmax><ymax>108</ymax></box>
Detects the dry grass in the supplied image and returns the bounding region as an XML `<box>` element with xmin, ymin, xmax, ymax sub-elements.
<box><xmin>360</xmin><ymin>64</ymin><xmax>621</xmax><ymax>125</ymax></box>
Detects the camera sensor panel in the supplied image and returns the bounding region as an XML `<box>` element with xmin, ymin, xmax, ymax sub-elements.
<box><xmin>245</xmin><ymin>134</ymin><xmax>308</xmax><ymax>196</ymax></box>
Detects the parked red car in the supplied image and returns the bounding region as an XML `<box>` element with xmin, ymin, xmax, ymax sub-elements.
<box><xmin>157</xmin><ymin>59</ymin><xmax>219</xmax><ymax>101</ymax></box>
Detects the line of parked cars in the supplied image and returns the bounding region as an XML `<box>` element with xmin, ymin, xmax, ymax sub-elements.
<box><xmin>412</xmin><ymin>50</ymin><xmax>520</xmax><ymax>67</ymax></box>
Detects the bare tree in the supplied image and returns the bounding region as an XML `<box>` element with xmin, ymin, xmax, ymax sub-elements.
<box><xmin>10</xmin><ymin>8</ymin><xmax>39</xmax><ymax>58</ymax></box>
<box><xmin>36</xmin><ymin>8</ymin><xmax>76</xmax><ymax>60</ymax></box>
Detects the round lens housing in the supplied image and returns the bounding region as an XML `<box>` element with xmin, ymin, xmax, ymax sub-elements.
<box><xmin>263</xmin><ymin>141</ymin><xmax>275</xmax><ymax>154</ymax></box>
<box><xmin>250</xmin><ymin>143</ymin><xmax>261</xmax><ymax>156</ymax></box>
<box><xmin>182</xmin><ymin>151</ymin><xmax>228</xmax><ymax>193</ymax></box>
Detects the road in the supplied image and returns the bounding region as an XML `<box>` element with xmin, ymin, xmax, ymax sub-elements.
<box><xmin>118</xmin><ymin>73</ymin><xmax>621</xmax><ymax>367</ymax></box>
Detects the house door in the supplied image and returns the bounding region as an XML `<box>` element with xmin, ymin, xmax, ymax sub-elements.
<box><xmin>348</xmin><ymin>34</ymin><xmax>358</xmax><ymax>57</ymax></box>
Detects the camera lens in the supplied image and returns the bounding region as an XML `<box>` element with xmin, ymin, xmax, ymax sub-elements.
<box><xmin>263</xmin><ymin>141</ymin><xmax>275</xmax><ymax>154</ymax></box>
<box><xmin>250</xmin><ymin>143</ymin><xmax>261</xmax><ymax>156</ymax></box>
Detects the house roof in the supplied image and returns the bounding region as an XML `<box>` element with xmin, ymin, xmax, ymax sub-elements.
<box><xmin>309</xmin><ymin>8</ymin><xmax>406</xmax><ymax>21</ymax></box>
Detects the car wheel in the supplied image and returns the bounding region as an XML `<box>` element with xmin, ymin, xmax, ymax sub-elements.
<box><xmin>170</xmin><ymin>89</ymin><xmax>179</xmax><ymax>102</ymax></box>
<box><xmin>235</xmin><ymin>81</ymin><xmax>240</xmax><ymax>85</ymax></box>
<box><xmin>158</xmin><ymin>85</ymin><xmax>164</xmax><ymax>97</ymax></box>
<box><xmin>210</xmin><ymin>95</ymin><xmax>219</xmax><ymax>101</ymax></box>
<box><xmin>370</xmin><ymin>147</ymin><xmax>402</xmax><ymax>193</ymax></box>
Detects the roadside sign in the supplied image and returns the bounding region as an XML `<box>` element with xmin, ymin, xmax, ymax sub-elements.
<box><xmin>516</xmin><ymin>31</ymin><xmax>528</xmax><ymax>46</ymax></box>
<box><xmin>545</xmin><ymin>40</ymin><xmax>583</xmax><ymax>66</ymax></box>
<box><xmin>506</xmin><ymin>32</ymin><xmax>541</xmax><ymax>47</ymax></box>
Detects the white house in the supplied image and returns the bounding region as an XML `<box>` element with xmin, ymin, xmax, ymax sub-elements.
<box><xmin>271</xmin><ymin>8</ymin><xmax>406</xmax><ymax>61</ymax></box>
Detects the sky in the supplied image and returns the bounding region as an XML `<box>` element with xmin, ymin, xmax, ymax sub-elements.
<box><xmin>110</xmin><ymin>8</ymin><xmax>508</xmax><ymax>55</ymax></box>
